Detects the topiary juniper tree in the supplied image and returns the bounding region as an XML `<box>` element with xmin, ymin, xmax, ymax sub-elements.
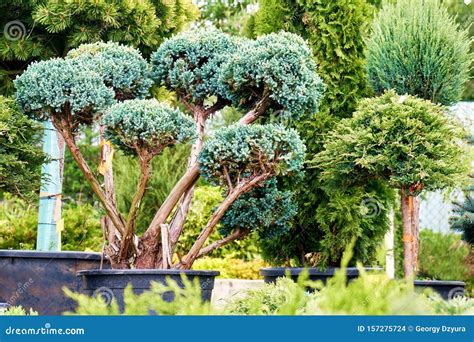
<box><xmin>137</xmin><ymin>29</ymin><xmax>323</xmax><ymax>268</ymax></box>
<box><xmin>15</xmin><ymin>43</ymin><xmax>155</xmax><ymax>267</ymax></box>
<box><xmin>65</xmin><ymin>42</ymin><xmax>153</xmax><ymax>248</ymax></box>
<box><xmin>314</xmin><ymin>91</ymin><xmax>469</xmax><ymax>278</ymax></box>
<box><xmin>179</xmin><ymin>124</ymin><xmax>305</xmax><ymax>268</ymax></box>
<box><xmin>15</xmin><ymin>30</ymin><xmax>323</xmax><ymax>269</ymax></box>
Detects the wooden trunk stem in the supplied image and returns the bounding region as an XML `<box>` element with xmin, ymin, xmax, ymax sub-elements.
<box><xmin>119</xmin><ymin>156</ymin><xmax>152</xmax><ymax>260</ymax></box>
<box><xmin>197</xmin><ymin>229</ymin><xmax>248</xmax><ymax>259</ymax></box>
<box><xmin>144</xmin><ymin>164</ymin><xmax>200</xmax><ymax>241</ymax></box>
<box><xmin>169</xmin><ymin>111</ymin><xmax>206</xmax><ymax>252</ymax></box>
<box><xmin>180</xmin><ymin>173</ymin><xmax>269</xmax><ymax>269</ymax></box>
<box><xmin>99</xmin><ymin>125</ymin><xmax>119</xmax><ymax>253</ymax></box>
<box><xmin>238</xmin><ymin>92</ymin><xmax>272</xmax><ymax>125</ymax></box>
<box><xmin>400</xmin><ymin>186</ymin><xmax>422</xmax><ymax>278</ymax></box>
<box><xmin>411</xmin><ymin>195</ymin><xmax>421</xmax><ymax>271</ymax></box>
<box><xmin>53</xmin><ymin>117</ymin><xmax>125</xmax><ymax>235</ymax></box>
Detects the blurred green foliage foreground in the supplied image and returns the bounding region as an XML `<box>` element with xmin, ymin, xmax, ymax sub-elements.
<box><xmin>63</xmin><ymin>267</ymin><xmax>473</xmax><ymax>316</ymax></box>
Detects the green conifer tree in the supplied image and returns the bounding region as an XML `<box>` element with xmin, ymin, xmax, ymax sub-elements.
<box><xmin>247</xmin><ymin>0</ymin><xmax>390</xmax><ymax>266</ymax></box>
<box><xmin>0</xmin><ymin>0</ymin><xmax>198</xmax><ymax>95</ymax></box>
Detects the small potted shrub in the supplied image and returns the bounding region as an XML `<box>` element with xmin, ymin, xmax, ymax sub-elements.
<box><xmin>314</xmin><ymin>91</ymin><xmax>469</xmax><ymax>297</ymax></box>
<box><xmin>13</xmin><ymin>30</ymin><xmax>324</xmax><ymax>309</ymax></box>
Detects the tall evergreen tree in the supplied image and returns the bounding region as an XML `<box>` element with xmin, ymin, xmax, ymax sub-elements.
<box><xmin>246</xmin><ymin>0</ymin><xmax>393</xmax><ymax>267</ymax></box>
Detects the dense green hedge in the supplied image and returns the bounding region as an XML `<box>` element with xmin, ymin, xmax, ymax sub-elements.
<box><xmin>192</xmin><ymin>257</ymin><xmax>267</xmax><ymax>279</ymax></box>
<box><xmin>0</xmin><ymin>194</ymin><xmax>102</xmax><ymax>251</ymax></box>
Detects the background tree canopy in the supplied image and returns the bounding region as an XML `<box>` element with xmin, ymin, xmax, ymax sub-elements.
<box><xmin>0</xmin><ymin>0</ymin><xmax>198</xmax><ymax>95</ymax></box>
<box><xmin>0</xmin><ymin>95</ymin><xmax>46</xmax><ymax>198</ymax></box>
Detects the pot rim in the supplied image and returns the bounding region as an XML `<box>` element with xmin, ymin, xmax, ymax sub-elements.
<box><xmin>260</xmin><ymin>266</ymin><xmax>383</xmax><ymax>276</ymax></box>
<box><xmin>414</xmin><ymin>280</ymin><xmax>466</xmax><ymax>286</ymax></box>
<box><xmin>0</xmin><ymin>249</ymin><xmax>102</xmax><ymax>260</ymax></box>
<box><xmin>77</xmin><ymin>269</ymin><xmax>220</xmax><ymax>276</ymax></box>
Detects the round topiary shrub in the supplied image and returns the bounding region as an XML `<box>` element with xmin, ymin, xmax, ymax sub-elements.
<box><xmin>314</xmin><ymin>90</ymin><xmax>469</xmax><ymax>276</ymax></box>
<box><xmin>67</xmin><ymin>41</ymin><xmax>153</xmax><ymax>100</ymax></box>
<box><xmin>103</xmin><ymin>99</ymin><xmax>196</xmax><ymax>156</ymax></box>
<box><xmin>199</xmin><ymin>124</ymin><xmax>306</xmax><ymax>186</ymax></box>
<box><xmin>366</xmin><ymin>0</ymin><xmax>472</xmax><ymax>105</ymax></box>
<box><xmin>220</xmin><ymin>31</ymin><xmax>325</xmax><ymax>119</ymax></box>
<box><xmin>14</xmin><ymin>58</ymin><xmax>115</xmax><ymax>128</ymax></box>
<box><xmin>150</xmin><ymin>29</ymin><xmax>243</xmax><ymax>103</ymax></box>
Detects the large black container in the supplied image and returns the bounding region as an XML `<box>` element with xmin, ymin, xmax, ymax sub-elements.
<box><xmin>414</xmin><ymin>280</ymin><xmax>466</xmax><ymax>300</ymax></box>
<box><xmin>78</xmin><ymin>269</ymin><xmax>219</xmax><ymax>312</ymax></box>
<box><xmin>260</xmin><ymin>267</ymin><xmax>382</xmax><ymax>285</ymax></box>
<box><xmin>0</xmin><ymin>250</ymin><xmax>108</xmax><ymax>314</ymax></box>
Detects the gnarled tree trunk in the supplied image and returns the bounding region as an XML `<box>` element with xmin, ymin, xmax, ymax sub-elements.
<box><xmin>169</xmin><ymin>111</ymin><xmax>206</xmax><ymax>253</ymax></box>
<box><xmin>99</xmin><ymin>125</ymin><xmax>123</xmax><ymax>268</ymax></box>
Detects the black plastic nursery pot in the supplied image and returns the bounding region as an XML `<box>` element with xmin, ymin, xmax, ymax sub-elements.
<box><xmin>0</xmin><ymin>250</ymin><xmax>108</xmax><ymax>314</ymax></box>
<box><xmin>414</xmin><ymin>280</ymin><xmax>466</xmax><ymax>300</ymax></box>
<box><xmin>260</xmin><ymin>267</ymin><xmax>382</xmax><ymax>285</ymax></box>
<box><xmin>78</xmin><ymin>269</ymin><xmax>220</xmax><ymax>312</ymax></box>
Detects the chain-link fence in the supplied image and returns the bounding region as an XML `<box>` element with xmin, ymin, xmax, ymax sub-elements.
<box><xmin>420</xmin><ymin>102</ymin><xmax>473</xmax><ymax>234</ymax></box>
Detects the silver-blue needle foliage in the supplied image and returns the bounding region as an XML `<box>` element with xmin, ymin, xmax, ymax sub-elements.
<box><xmin>103</xmin><ymin>99</ymin><xmax>196</xmax><ymax>155</ymax></box>
<box><xmin>14</xmin><ymin>58</ymin><xmax>115</xmax><ymax>126</ymax></box>
<box><xmin>220</xmin><ymin>31</ymin><xmax>325</xmax><ymax>119</ymax></box>
<box><xmin>199</xmin><ymin>124</ymin><xmax>305</xmax><ymax>187</ymax></box>
<box><xmin>151</xmin><ymin>29</ymin><xmax>325</xmax><ymax>120</ymax></box>
<box><xmin>150</xmin><ymin>29</ymin><xmax>243</xmax><ymax>103</ymax></box>
<box><xmin>67</xmin><ymin>41</ymin><xmax>153</xmax><ymax>100</ymax></box>
<box><xmin>220</xmin><ymin>178</ymin><xmax>297</xmax><ymax>239</ymax></box>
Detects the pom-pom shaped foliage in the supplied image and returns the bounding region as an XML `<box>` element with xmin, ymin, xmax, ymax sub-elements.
<box><xmin>220</xmin><ymin>31</ymin><xmax>325</xmax><ymax>119</ymax></box>
<box><xmin>103</xmin><ymin>99</ymin><xmax>196</xmax><ymax>156</ymax></box>
<box><xmin>199</xmin><ymin>124</ymin><xmax>305</xmax><ymax>187</ymax></box>
<box><xmin>67</xmin><ymin>42</ymin><xmax>153</xmax><ymax>100</ymax></box>
<box><xmin>314</xmin><ymin>90</ymin><xmax>468</xmax><ymax>193</ymax></box>
<box><xmin>150</xmin><ymin>29</ymin><xmax>242</xmax><ymax>103</ymax></box>
<box><xmin>14</xmin><ymin>58</ymin><xmax>114</xmax><ymax>128</ymax></box>
<box><xmin>220</xmin><ymin>178</ymin><xmax>297</xmax><ymax>239</ymax></box>
<box><xmin>366</xmin><ymin>0</ymin><xmax>472</xmax><ymax>105</ymax></box>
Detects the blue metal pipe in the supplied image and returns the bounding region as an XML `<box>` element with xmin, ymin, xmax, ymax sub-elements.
<box><xmin>37</xmin><ymin>120</ymin><xmax>64</xmax><ymax>251</ymax></box>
